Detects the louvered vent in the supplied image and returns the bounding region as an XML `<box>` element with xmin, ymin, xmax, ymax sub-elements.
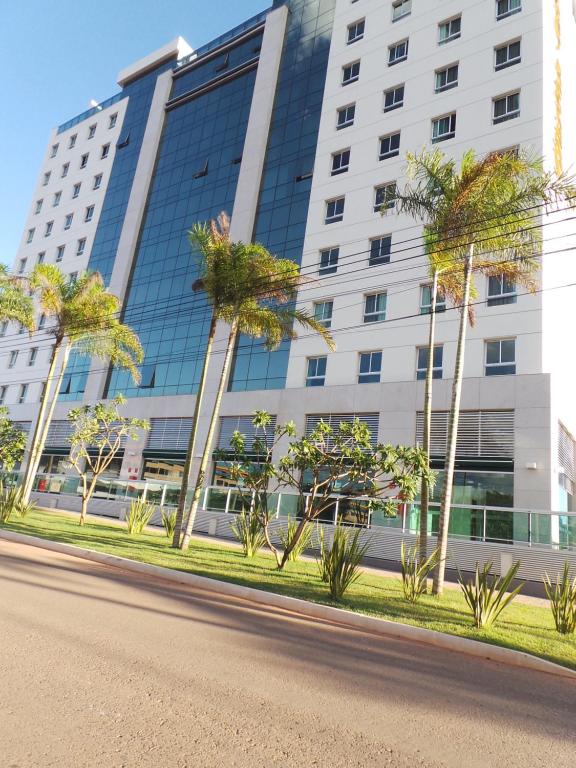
<box><xmin>45</xmin><ymin>420</ymin><xmax>73</xmax><ymax>447</ymax></box>
<box><xmin>14</xmin><ymin>421</ymin><xmax>31</xmax><ymax>435</ymax></box>
<box><xmin>217</xmin><ymin>415</ymin><xmax>277</xmax><ymax>451</ymax></box>
<box><xmin>305</xmin><ymin>413</ymin><xmax>379</xmax><ymax>449</ymax></box>
<box><xmin>147</xmin><ymin>418</ymin><xmax>194</xmax><ymax>451</ymax></box>
<box><xmin>416</xmin><ymin>410</ymin><xmax>514</xmax><ymax>458</ymax></box>
<box><xmin>558</xmin><ymin>423</ymin><xmax>575</xmax><ymax>481</ymax></box>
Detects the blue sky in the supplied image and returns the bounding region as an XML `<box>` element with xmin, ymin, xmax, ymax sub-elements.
<box><xmin>0</xmin><ymin>0</ymin><xmax>270</xmax><ymax>266</ymax></box>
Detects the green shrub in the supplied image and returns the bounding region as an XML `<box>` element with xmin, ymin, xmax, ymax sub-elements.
<box><xmin>317</xmin><ymin>524</ymin><xmax>370</xmax><ymax>601</ymax></box>
<box><xmin>125</xmin><ymin>498</ymin><xmax>155</xmax><ymax>535</ymax></box>
<box><xmin>400</xmin><ymin>541</ymin><xmax>440</xmax><ymax>603</ymax></box>
<box><xmin>544</xmin><ymin>562</ymin><xmax>576</xmax><ymax>635</ymax></box>
<box><xmin>161</xmin><ymin>508</ymin><xmax>177</xmax><ymax>539</ymax></box>
<box><xmin>459</xmin><ymin>560</ymin><xmax>523</xmax><ymax>629</ymax></box>
<box><xmin>231</xmin><ymin>510</ymin><xmax>265</xmax><ymax>557</ymax></box>
<box><xmin>0</xmin><ymin>481</ymin><xmax>37</xmax><ymax>523</ymax></box>
<box><xmin>279</xmin><ymin>516</ymin><xmax>313</xmax><ymax>562</ymax></box>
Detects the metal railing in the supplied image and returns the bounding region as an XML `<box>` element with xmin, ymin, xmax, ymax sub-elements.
<box><xmin>57</xmin><ymin>92</ymin><xmax>125</xmax><ymax>134</ymax></box>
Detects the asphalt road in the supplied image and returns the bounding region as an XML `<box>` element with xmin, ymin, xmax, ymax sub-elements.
<box><xmin>0</xmin><ymin>540</ymin><xmax>574</xmax><ymax>768</ymax></box>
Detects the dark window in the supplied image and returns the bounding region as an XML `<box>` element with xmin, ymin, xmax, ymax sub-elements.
<box><xmin>369</xmin><ymin>236</ymin><xmax>392</xmax><ymax>265</ymax></box>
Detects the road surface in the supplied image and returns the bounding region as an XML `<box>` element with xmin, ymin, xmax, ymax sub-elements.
<box><xmin>0</xmin><ymin>539</ymin><xmax>574</xmax><ymax>768</ymax></box>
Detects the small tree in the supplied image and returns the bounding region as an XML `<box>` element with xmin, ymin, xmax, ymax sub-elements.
<box><xmin>66</xmin><ymin>396</ymin><xmax>149</xmax><ymax>526</ymax></box>
<box><xmin>0</xmin><ymin>407</ymin><xmax>27</xmax><ymax>474</ymax></box>
<box><xmin>225</xmin><ymin>412</ymin><xmax>432</xmax><ymax>570</ymax></box>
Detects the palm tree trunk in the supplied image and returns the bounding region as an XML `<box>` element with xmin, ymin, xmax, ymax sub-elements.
<box><xmin>181</xmin><ymin>319</ymin><xmax>239</xmax><ymax>551</ymax></box>
<box><xmin>172</xmin><ymin>314</ymin><xmax>217</xmax><ymax>548</ymax></box>
<box><xmin>419</xmin><ymin>270</ymin><xmax>439</xmax><ymax>564</ymax></box>
<box><xmin>21</xmin><ymin>340</ymin><xmax>62</xmax><ymax>502</ymax></box>
<box><xmin>433</xmin><ymin>246</ymin><xmax>474</xmax><ymax>596</ymax></box>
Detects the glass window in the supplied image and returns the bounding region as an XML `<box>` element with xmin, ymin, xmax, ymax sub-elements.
<box><xmin>93</xmin><ymin>174</ymin><xmax>102</xmax><ymax>190</ymax></box>
<box><xmin>363</xmin><ymin>292</ymin><xmax>387</xmax><ymax>323</ymax></box>
<box><xmin>495</xmin><ymin>40</ymin><xmax>521</xmax><ymax>70</ymax></box>
<box><xmin>26</xmin><ymin>228</ymin><xmax>35</xmax><ymax>243</ymax></box>
<box><xmin>68</xmin><ymin>134</ymin><xmax>77</xmax><ymax>149</ymax></box>
<box><xmin>38</xmin><ymin>314</ymin><xmax>46</xmax><ymax>329</ymax></box>
<box><xmin>388</xmin><ymin>39</ymin><xmax>409</xmax><ymax>65</ymax></box>
<box><xmin>61</xmin><ymin>163</ymin><xmax>69</xmax><ymax>178</ymax></box>
<box><xmin>313</xmin><ymin>300</ymin><xmax>333</xmax><ymax>328</ymax></box>
<box><xmin>358</xmin><ymin>351</ymin><xmax>382</xmax><ymax>383</ymax></box>
<box><xmin>76</xmin><ymin>238</ymin><xmax>86</xmax><ymax>257</ymax></box>
<box><xmin>18</xmin><ymin>258</ymin><xmax>27</xmax><ymax>274</ymax></box>
<box><xmin>369</xmin><ymin>236</ymin><xmax>392</xmax><ymax>266</ymax></box>
<box><xmin>337</xmin><ymin>104</ymin><xmax>355</xmax><ymax>129</ymax></box>
<box><xmin>384</xmin><ymin>85</ymin><xmax>404</xmax><ymax>112</ymax></box>
<box><xmin>85</xmin><ymin>205</ymin><xmax>95</xmax><ymax>222</ymax></box>
<box><xmin>69</xmin><ymin>271</ymin><xmax>78</xmax><ymax>282</ymax></box>
<box><xmin>493</xmin><ymin>92</ymin><xmax>520</xmax><ymax>123</ymax></box>
<box><xmin>331</xmin><ymin>149</ymin><xmax>350</xmax><ymax>175</ymax></box>
<box><xmin>44</xmin><ymin>221</ymin><xmax>53</xmax><ymax>237</ymax></box>
<box><xmin>34</xmin><ymin>199</ymin><xmax>43</xmax><ymax>214</ymax></box>
<box><xmin>374</xmin><ymin>182</ymin><xmax>397</xmax><ymax>212</ymax></box>
<box><xmin>325</xmin><ymin>197</ymin><xmax>345</xmax><ymax>224</ymax></box>
<box><xmin>342</xmin><ymin>61</ymin><xmax>360</xmax><ymax>85</ymax></box>
<box><xmin>497</xmin><ymin>0</ymin><xmax>521</xmax><ymax>20</ymax></box>
<box><xmin>101</xmin><ymin>143</ymin><xmax>110</xmax><ymax>159</ymax></box>
<box><xmin>379</xmin><ymin>132</ymin><xmax>400</xmax><ymax>160</ymax></box>
<box><xmin>37</xmin><ymin>251</ymin><xmax>45</xmax><ymax>264</ymax></box>
<box><xmin>420</xmin><ymin>284</ymin><xmax>446</xmax><ymax>314</ymax></box>
<box><xmin>485</xmin><ymin>339</ymin><xmax>516</xmax><ymax>375</ymax></box>
<box><xmin>28</xmin><ymin>347</ymin><xmax>38</xmax><ymax>366</ymax></box>
<box><xmin>487</xmin><ymin>274</ymin><xmax>517</xmax><ymax>306</ymax></box>
<box><xmin>320</xmin><ymin>247</ymin><xmax>339</xmax><ymax>275</ymax></box>
<box><xmin>72</xmin><ymin>183</ymin><xmax>81</xmax><ymax>198</ymax></box>
<box><xmin>64</xmin><ymin>214</ymin><xmax>73</xmax><ymax>230</ymax></box>
<box><xmin>347</xmin><ymin>19</ymin><xmax>365</xmax><ymax>44</ymax></box>
<box><xmin>0</xmin><ymin>386</ymin><xmax>6</xmax><ymax>405</ymax></box>
<box><xmin>438</xmin><ymin>16</ymin><xmax>461</xmax><ymax>44</ymax></box>
<box><xmin>56</xmin><ymin>245</ymin><xmax>65</xmax><ymax>262</ymax></box>
<box><xmin>432</xmin><ymin>113</ymin><xmax>456</xmax><ymax>143</ymax></box>
<box><xmin>18</xmin><ymin>384</ymin><xmax>28</xmax><ymax>404</ymax></box>
<box><xmin>0</xmin><ymin>322</ymin><xmax>7</xmax><ymax>337</ymax></box>
<box><xmin>88</xmin><ymin>124</ymin><xmax>97</xmax><ymax>139</ymax></box>
<box><xmin>435</xmin><ymin>64</ymin><xmax>459</xmax><ymax>92</ymax></box>
<box><xmin>43</xmin><ymin>172</ymin><xmax>51</xmax><ymax>186</ymax></box>
<box><xmin>306</xmin><ymin>356</ymin><xmax>327</xmax><ymax>387</ymax></box>
<box><xmin>417</xmin><ymin>345</ymin><xmax>443</xmax><ymax>380</ymax></box>
<box><xmin>392</xmin><ymin>0</ymin><xmax>411</xmax><ymax>21</ymax></box>
<box><xmin>109</xmin><ymin>113</ymin><xmax>118</xmax><ymax>129</ymax></box>
<box><xmin>80</xmin><ymin>153</ymin><xmax>89</xmax><ymax>169</ymax></box>
<box><xmin>50</xmin><ymin>143</ymin><xmax>59</xmax><ymax>158</ymax></box>
<box><xmin>8</xmin><ymin>350</ymin><xmax>18</xmax><ymax>368</ymax></box>
<box><xmin>52</xmin><ymin>191</ymin><xmax>61</xmax><ymax>207</ymax></box>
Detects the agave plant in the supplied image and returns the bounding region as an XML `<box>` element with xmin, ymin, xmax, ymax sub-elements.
<box><xmin>161</xmin><ymin>509</ymin><xmax>177</xmax><ymax>539</ymax></box>
<box><xmin>400</xmin><ymin>540</ymin><xmax>440</xmax><ymax>603</ymax></box>
<box><xmin>0</xmin><ymin>480</ymin><xmax>37</xmax><ymax>524</ymax></box>
<box><xmin>544</xmin><ymin>562</ymin><xmax>576</xmax><ymax>635</ymax></box>
<box><xmin>317</xmin><ymin>524</ymin><xmax>370</xmax><ymax>601</ymax></box>
<box><xmin>125</xmin><ymin>498</ymin><xmax>155</xmax><ymax>535</ymax></box>
<box><xmin>459</xmin><ymin>560</ymin><xmax>524</xmax><ymax>629</ymax></box>
<box><xmin>278</xmin><ymin>516</ymin><xmax>313</xmax><ymax>563</ymax></box>
<box><xmin>231</xmin><ymin>509</ymin><xmax>265</xmax><ymax>558</ymax></box>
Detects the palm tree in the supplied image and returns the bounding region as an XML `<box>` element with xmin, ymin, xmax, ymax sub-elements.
<box><xmin>20</xmin><ymin>266</ymin><xmax>143</xmax><ymax>503</ymax></box>
<box><xmin>0</xmin><ymin>264</ymin><xmax>34</xmax><ymax>329</ymax></box>
<box><xmin>174</xmin><ymin>213</ymin><xmax>335</xmax><ymax>550</ymax></box>
<box><xmin>398</xmin><ymin>148</ymin><xmax>574</xmax><ymax>595</ymax></box>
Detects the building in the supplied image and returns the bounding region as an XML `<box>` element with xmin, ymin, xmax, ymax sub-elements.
<box><xmin>4</xmin><ymin>0</ymin><xmax>576</xmax><ymax>541</ymax></box>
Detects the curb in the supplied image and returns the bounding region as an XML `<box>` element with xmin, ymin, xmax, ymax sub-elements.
<box><xmin>1</xmin><ymin>528</ymin><xmax>575</xmax><ymax>681</ymax></box>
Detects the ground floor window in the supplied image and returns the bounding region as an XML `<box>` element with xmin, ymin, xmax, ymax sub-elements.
<box><xmin>142</xmin><ymin>458</ymin><xmax>185</xmax><ymax>483</ymax></box>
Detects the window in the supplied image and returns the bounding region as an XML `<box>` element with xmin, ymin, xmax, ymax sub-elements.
<box><xmin>69</xmin><ymin>271</ymin><xmax>78</xmax><ymax>283</ymax></box>
<box><xmin>388</xmin><ymin>39</ymin><xmax>408</xmax><ymax>65</ymax></box>
<box><xmin>342</xmin><ymin>61</ymin><xmax>360</xmax><ymax>85</ymax></box>
<box><xmin>0</xmin><ymin>386</ymin><xmax>6</xmax><ymax>405</ymax></box>
<box><xmin>306</xmin><ymin>356</ymin><xmax>327</xmax><ymax>387</ymax></box>
<box><xmin>432</xmin><ymin>113</ymin><xmax>456</xmax><ymax>143</ymax></box>
<box><xmin>347</xmin><ymin>19</ymin><xmax>365</xmax><ymax>43</ymax></box>
<box><xmin>34</xmin><ymin>199</ymin><xmax>43</xmax><ymax>214</ymax></box>
<box><xmin>18</xmin><ymin>323</ymin><xmax>25</xmax><ymax>335</ymax></box>
<box><xmin>28</xmin><ymin>347</ymin><xmax>38</xmax><ymax>366</ymax></box>
<box><xmin>88</xmin><ymin>124</ymin><xmax>97</xmax><ymax>139</ymax></box>
<box><xmin>495</xmin><ymin>40</ymin><xmax>521</xmax><ymax>70</ymax></box>
<box><xmin>392</xmin><ymin>0</ymin><xmax>411</xmax><ymax>21</ymax></box>
<box><xmin>485</xmin><ymin>339</ymin><xmax>516</xmax><ymax>375</ymax></box>
<box><xmin>42</xmin><ymin>172</ymin><xmax>51</xmax><ymax>186</ymax></box>
<box><xmin>493</xmin><ymin>92</ymin><xmax>520</xmax><ymax>124</ymax></box>
<box><xmin>379</xmin><ymin>131</ymin><xmax>400</xmax><ymax>160</ymax></box>
<box><xmin>117</xmin><ymin>131</ymin><xmax>130</xmax><ymax>149</ymax></box>
<box><xmin>56</xmin><ymin>245</ymin><xmax>65</xmax><ymax>262</ymax></box>
<box><xmin>8</xmin><ymin>350</ymin><xmax>18</xmax><ymax>368</ymax></box>
<box><xmin>496</xmin><ymin>0</ymin><xmax>521</xmax><ymax>21</ymax></box>
<box><xmin>358</xmin><ymin>351</ymin><xmax>382</xmax><ymax>384</ymax></box>
<box><xmin>439</xmin><ymin>16</ymin><xmax>461</xmax><ymax>44</ymax></box>
<box><xmin>313</xmin><ymin>300</ymin><xmax>333</xmax><ymax>329</ymax></box>
<box><xmin>68</xmin><ymin>134</ymin><xmax>77</xmax><ymax>149</ymax></box>
<box><xmin>325</xmin><ymin>197</ymin><xmax>345</xmax><ymax>224</ymax></box>
<box><xmin>18</xmin><ymin>258</ymin><xmax>27</xmax><ymax>275</ymax></box>
<box><xmin>61</xmin><ymin>163</ymin><xmax>69</xmax><ymax>178</ymax></box>
<box><xmin>109</xmin><ymin>112</ymin><xmax>118</xmax><ymax>129</ymax></box>
<box><xmin>420</xmin><ymin>284</ymin><xmax>446</xmax><ymax>314</ymax></box>
<box><xmin>76</xmin><ymin>238</ymin><xmax>86</xmax><ymax>256</ymax></box>
<box><xmin>435</xmin><ymin>64</ymin><xmax>459</xmax><ymax>93</ymax></box>
<box><xmin>363</xmin><ymin>292</ymin><xmax>387</xmax><ymax>323</ymax></box>
<box><xmin>50</xmin><ymin>143</ymin><xmax>59</xmax><ymax>158</ymax></box>
<box><xmin>331</xmin><ymin>149</ymin><xmax>350</xmax><ymax>176</ymax></box>
<box><xmin>384</xmin><ymin>85</ymin><xmax>404</xmax><ymax>112</ymax></box>
<box><xmin>26</xmin><ymin>228</ymin><xmax>35</xmax><ymax>244</ymax></box>
<box><xmin>416</xmin><ymin>345</ymin><xmax>443</xmax><ymax>380</ymax></box>
<box><xmin>37</xmin><ymin>251</ymin><xmax>45</xmax><ymax>264</ymax></box>
<box><xmin>369</xmin><ymin>236</ymin><xmax>392</xmax><ymax>265</ymax></box>
<box><xmin>101</xmin><ymin>143</ymin><xmax>110</xmax><ymax>159</ymax></box>
<box><xmin>0</xmin><ymin>322</ymin><xmax>7</xmax><ymax>337</ymax></box>
<box><xmin>44</xmin><ymin>221</ymin><xmax>53</xmax><ymax>237</ymax></box>
<box><xmin>80</xmin><ymin>153</ymin><xmax>89</xmax><ymax>169</ymax></box>
<box><xmin>487</xmin><ymin>275</ymin><xmax>517</xmax><ymax>306</ymax></box>
<box><xmin>52</xmin><ymin>190</ymin><xmax>61</xmax><ymax>207</ymax></box>
<box><xmin>139</xmin><ymin>364</ymin><xmax>156</xmax><ymax>389</ymax></box>
<box><xmin>18</xmin><ymin>384</ymin><xmax>28</xmax><ymax>404</ymax></box>
<box><xmin>320</xmin><ymin>247</ymin><xmax>339</xmax><ymax>275</ymax></box>
<box><xmin>374</xmin><ymin>182</ymin><xmax>397</xmax><ymax>212</ymax></box>
<box><xmin>85</xmin><ymin>205</ymin><xmax>95</xmax><ymax>222</ymax></box>
<box><xmin>215</xmin><ymin>53</ymin><xmax>230</xmax><ymax>72</ymax></box>
<box><xmin>337</xmin><ymin>104</ymin><xmax>356</xmax><ymax>129</ymax></box>
<box><xmin>38</xmin><ymin>313</ymin><xmax>46</xmax><ymax>330</ymax></box>
<box><xmin>93</xmin><ymin>174</ymin><xmax>102</xmax><ymax>190</ymax></box>
<box><xmin>64</xmin><ymin>214</ymin><xmax>73</xmax><ymax>230</ymax></box>
<box><xmin>72</xmin><ymin>182</ymin><xmax>81</xmax><ymax>198</ymax></box>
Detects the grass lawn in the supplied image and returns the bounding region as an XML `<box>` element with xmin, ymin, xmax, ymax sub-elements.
<box><xmin>3</xmin><ymin>508</ymin><xmax>576</xmax><ymax>671</ymax></box>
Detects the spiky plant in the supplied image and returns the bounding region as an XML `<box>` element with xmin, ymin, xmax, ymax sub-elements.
<box><xmin>317</xmin><ymin>524</ymin><xmax>370</xmax><ymax>601</ymax></box>
<box><xmin>230</xmin><ymin>509</ymin><xmax>266</xmax><ymax>558</ymax></box>
<box><xmin>279</xmin><ymin>516</ymin><xmax>314</xmax><ymax>563</ymax></box>
<box><xmin>125</xmin><ymin>498</ymin><xmax>156</xmax><ymax>535</ymax></box>
<box><xmin>544</xmin><ymin>562</ymin><xmax>576</xmax><ymax>635</ymax></box>
<box><xmin>400</xmin><ymin>540</ymin><xmax>440</xmax><ymax>603</ymax></box>
<box><xmin>459</xmin><ymin>560</ymin><xmax>524</xmax><ymax>629</ymax></box>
